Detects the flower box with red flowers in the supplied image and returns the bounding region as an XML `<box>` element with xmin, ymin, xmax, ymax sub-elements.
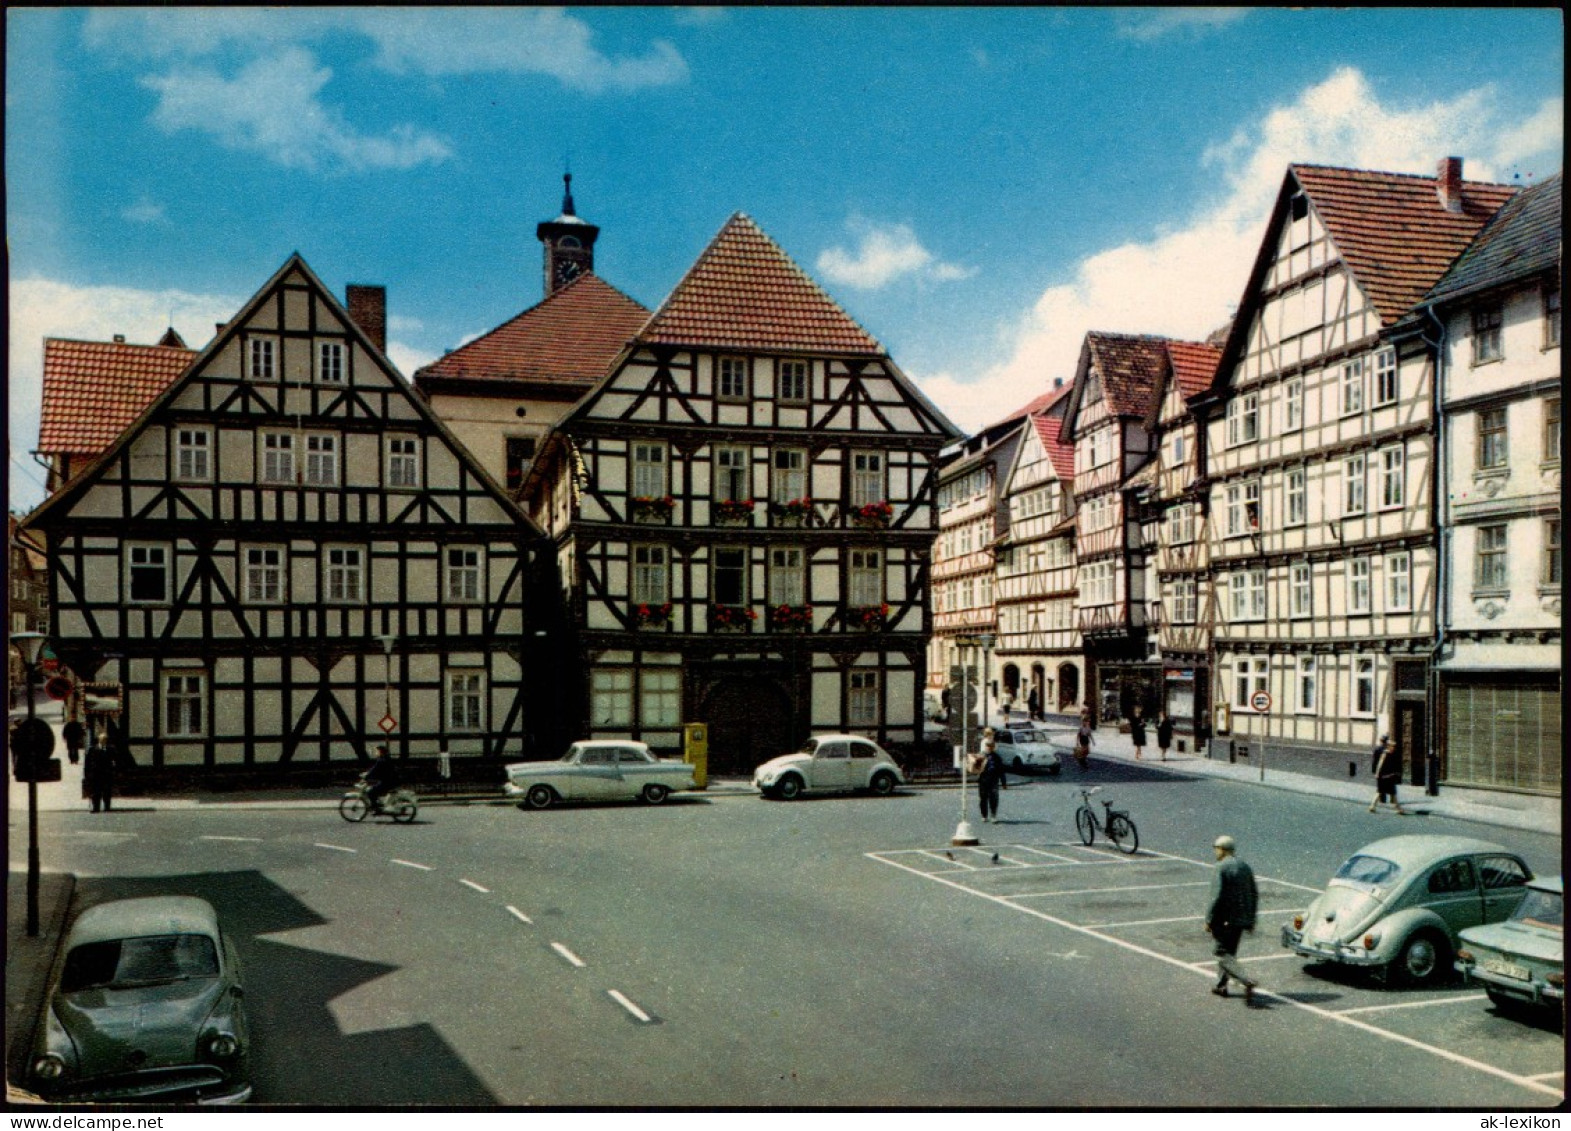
<box><xmin>631</xmin><ymin>495</ymin><xmax>675</xmax><ymax>523</ymax></box>
<box><xmin>768</xmin><ymin>604</ymin><xmax>814</xmax><ymax>631</ymax></box>
<box><xmin>713</xmin><ymin>498</ymin><xmax>754</xmax><ymax>526</ymax></box>
<box><xmin>709</xmin><ymin>603</ymin><xmax>758</xmax><ymax>632</ymax></box>
<box><xmin>771</xmin><ymin>497</ymin><xmax>813</xmax><ymax>527</ymax></box>
<box><xmin>851</xmin><ymin>500</ymin><xmax>894</xmax><ymax>528</ymax></box>
<box><xmin>632</xmin><ymin>602</ymin><xmax>673</xmax><ymax>628</ymax></box>
<box><xmin>847</xmin><ymin>603</ymin><xmax>890</xmax><ymax>630</ymax></box>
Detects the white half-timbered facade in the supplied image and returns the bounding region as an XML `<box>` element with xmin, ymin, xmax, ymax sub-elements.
<box><xmin>24</xmin><ymin>255</ymin><xmax>543</xmax><ymax>778</ymax></box>
<box><xmin>1198</xmin><ymin>160</ymin><xmax>1516</xmax><ymax>779</ymax></box>
<box><xmin>521</xmin><ymin>214</ymin><xmax>960</xmax><ymax>771</ymax></box>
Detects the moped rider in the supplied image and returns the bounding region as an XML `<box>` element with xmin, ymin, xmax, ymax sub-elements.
<box><xmin>363</xmin><ymin>744</ymin><xmax>399</xmax><ymax>812</ymax></box>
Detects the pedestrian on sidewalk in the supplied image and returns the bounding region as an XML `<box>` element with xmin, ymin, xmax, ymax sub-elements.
<box><xmin>84</xmin><ymin>731</ymin><xmax>114</xmax><ymax>813</ymax></box>
<box><xmin>1129</xmin><ymin>706</ymin><xmax>1148</xmax><ymax>761</ymax></box>
<box><xmin>1156</xmin><ymin>712</ymin><xmax>1175</xmax><ymax>762</ymax></box>
<box><xmin>1027</xmin><ymin>687</ymin><xmax>1041</xmax><ymax>722</ymax></box>
<box><xmin>63</xmin><ymin>718</ymin><xmax>85</xmax><ymax>765</ymax></box>
<box><xmin>1369</xmin><ymin>735</ymin><xmax>1406</xmax><ymax>815</ymax></box>
<box><xmin>976</xmin><ymin>728</ymin><xmax>1006</xmax><ymax>823</ymax></box>
<box><xmin>1205</xmin><ymin>835</ymin><xmax>1259</xmax><ymax>1003</ymax></box>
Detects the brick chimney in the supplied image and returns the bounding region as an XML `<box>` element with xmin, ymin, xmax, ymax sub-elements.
<box><xmin>1436</xmin><ymin>156</ymin><xmax>1464</xmax><ymax>213</ymax></box>
<box><xmin>346</xmin><ymin>284</ymin><xmax>387</xmax><ymax>353</ymax></box>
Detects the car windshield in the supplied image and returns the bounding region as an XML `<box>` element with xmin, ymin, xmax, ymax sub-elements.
<box><xmin>62</xmin><ymin>934</ymin><xmax>219</xmax><ymax>991</ymax></box>
<box><xmin>1513</xmin><ymin>888</ymin><xmax>1563</xmax><ymax>930</ymax></box>
<box><xmin>1333</xmin><ymin>854</ymin><xmax>1401</xmax><ymax>888</ymax></box>
<box><xmin>797</xmin><ymin>740</ymin><xmax>819</xmax><ymax>756</ymax></box>
<box><xmin>561</xmin><ymin>746</ymin><xmax>583</xmax><ymax>762</ymax></box>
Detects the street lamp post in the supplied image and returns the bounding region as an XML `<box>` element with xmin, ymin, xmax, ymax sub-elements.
<box><xmin>979</xmin><ymin>632</ymin><xmax>996</xmax><ymax>726</ymax></box>
<box><xmin>12</xmin><ymin>631</ymin><xmax>46</xmax><ymax>937</ymax></box>
<box><xmin>952</xmin><ymin>636</ymin><xmax>979</xmax><ymax>847</ymax></box>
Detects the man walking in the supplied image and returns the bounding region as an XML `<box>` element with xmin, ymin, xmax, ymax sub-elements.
<box><xmin>1205</xmin><ymin>834</ymin><xmax>1259</xmax><ymax>1002</ymax></box>
<box><xmin>1369</xmin><ymin>735</ymin><xmax>1406</xmax><ymax>814</ymax></box>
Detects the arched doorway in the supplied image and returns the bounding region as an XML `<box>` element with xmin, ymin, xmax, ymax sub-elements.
<box><xmin>1057</xmin><ymin>663</ymin><xmax>1079</xmax><ymax>712</ymax></box>
<box><xmin>1002</xmin><ymin>664</ymin><xmax>1020</xmax><ymax>699</ymax></box>
<box><xmin>700</xmin><ymin>675</ymin><xmax>795</xmax><ymax>776</ymax></box>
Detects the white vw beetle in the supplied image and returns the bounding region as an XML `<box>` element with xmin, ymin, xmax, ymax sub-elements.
<box><xmin>753</xmin><ymin>734</ymin><xmax>905</xmax><ymax>800</ymax></box>
<box><xmin>505</xmin><ymin>741</ymin><xmax>696</xmax><ymax>809</ymax></box>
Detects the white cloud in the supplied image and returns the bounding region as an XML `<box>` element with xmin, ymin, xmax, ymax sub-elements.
<box><xmin>911</xmin><ymin>66</ymin><xmax>1564</xmax><ymax>434</ymax></box>
<box><xmin>818</xmin><ymin>219</ymin><xmax>975</xmax><ymax>290</ymax></box>
<box><xmin>386</xmin><ymin>339</ymin><xmax>437</xmax><ymax>382</ymax></box>
<box><xmin>121</xmin><ymin>199</ymin><xmax>169</xmax><ymax>226</ymax></box>
<box><xmin>1117</xmin><ymin>9</ymin><xmax>1252</xmax><ymax>42</ymax></box>
<box><xmin>8</xmin><ymin>279</ymin><xmax>238</xmax><ymax>513</ymax></box>
<box><xmin>142</xmin><ymin>47</ymin><xmax>451</xmax><ymax>172</ymax></box>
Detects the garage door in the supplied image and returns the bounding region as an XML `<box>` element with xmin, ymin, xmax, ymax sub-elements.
<box><xmin>1445</xmin><ymin>681</ymin><xmax>1561</xmax><ymax>795</ymax></box>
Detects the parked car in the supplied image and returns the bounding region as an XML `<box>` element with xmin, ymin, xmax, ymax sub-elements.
<box><xmin>1281</xmin><ymin>835</ymin><xmax>1533</xmax><ymax>985</ymax></box>
<box><xmin>30</xmin><ymin>896</ymin><xmax>251</xmax><ymax>1104</ymax></box>
<box><xmin>505</xmin><ymin>740</ymin><xmax>696</xmax><ymax>809</ymax></box>
<box><xmin>1456</xmin><ymin>875</ymin><xmax>1564</xmax><ymax>1015</ymax></box>
<box><xmin>992</xmin><ymin>726</ymin><xmax>1064</xmax><ymax>772</ymax></box>
<box><xmin>754</xmin><ymin>734</ymin><xmax>904</xmax><ymax>800</ymax></box>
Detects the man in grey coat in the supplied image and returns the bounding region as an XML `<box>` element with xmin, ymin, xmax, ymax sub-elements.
<box><xmin>1205</xmin><ymin>834</ymin><xmax>1259</xmax><ymax>1002</ymax></box>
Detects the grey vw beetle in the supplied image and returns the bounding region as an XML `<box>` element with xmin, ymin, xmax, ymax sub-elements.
<box><xmin>1281</xmin><ymin>835</ymin><xmax>1533</xmax><ymax>985</ymax></box>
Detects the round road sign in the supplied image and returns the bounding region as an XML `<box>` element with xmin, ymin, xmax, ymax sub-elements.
<box><xmin>1250</xmin><ymin>690</ymin><xmax>1272</xmax><ymax>713</ymax></box>
<box><xmin>44</xmin><ymin>676</ymin><xmax>74</xmax><ymax>701</ymax></box>
<box><xmin>10</xmin><ymin>717</ymin><xmax>55</xmax><ymax>763</ymax></box>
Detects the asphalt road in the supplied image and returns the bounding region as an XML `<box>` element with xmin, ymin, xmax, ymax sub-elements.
<box><xmin>12</xmin><ymin>764</ymin><xmax>1564</xmax><ymax>1107</ymax></box>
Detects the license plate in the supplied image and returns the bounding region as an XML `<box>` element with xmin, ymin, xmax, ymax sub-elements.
<box><xmin>1483</xmin><ymin>958</ymin><xmax>1531</xmax><ymax>981</ymax></box>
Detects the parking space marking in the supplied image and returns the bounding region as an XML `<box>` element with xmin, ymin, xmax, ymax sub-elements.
<box><xmin>1529</xmin><ymin>1072</ymin><xmax>1566</xmax><ymax>1082</ymax></box>
<box><xmin>869</xmin><ymin>847</ymin><xmax>1563</xmax><ymax>1100</ymax></box>
<box><xmin>200</xmin><ymin>835</ymin><xmax>262</xmax><ymax>842</ymax></box>
<box><xmin>551</xmin><ymin>942</ymin><xmax>586</xmax><ymax>968</ymax></box>
<box><xmin>459</xmin><ymin>879</ymin><xmax>489</xmax><ymax>893</ymax></box>
<box><xmin>391</xmin><ymin>858</ymin><xmax>433</xmax><ymax>871</ymax></box>
<box><xmin>314</xmin><ymin>843</ymin><xmax>357</xmax><ymax>853</ymax></box>
<box><xmin>506</xmin><ymin>905</ymin><xmax>533</xmax><ymax>924</ymax></box>
<box><xmin>608</xmin><ymin>989</ymin><xmax>652</xmax><ymax>1023</ymax></box>
<box><xmin>1091</xmin><ymin>907</ymin><xmax>1304</xmax><ymax>930</ymax></box>
<box><xmin>1137</xmin><ymin>846</ymin><xmax>1325</xmax><ymax>894</ymax></box>
<box><xmin>1013</xmin><ymin>845</ymin><xmax>1081</xmax><ymax>864</ymax></box>
<box><xmin>1184</xmin><ymin>953</ymin><xmax>1301</xmax><ymax>968</ymax></box>
<box><xmin>1012</xmin><ymin>879</ymin><xmax>1212</xmax><ymax>900</ymax></box>
<box><xmin>1337</xmin><ymin>994</ymin><xmax>1489</xmax><ymax>1016</ymax></box>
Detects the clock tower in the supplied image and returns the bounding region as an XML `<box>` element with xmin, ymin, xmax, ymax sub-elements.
<box><xmin>536</xmin><ymin>173</ymin><xmax>600</xmax><ymax>297</ymax></box>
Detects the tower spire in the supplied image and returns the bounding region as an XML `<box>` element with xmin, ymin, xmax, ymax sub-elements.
<box><xmin>562</xmin><ymin>172</ymin><xmax>576</xmax><ymax>218</ymax></box>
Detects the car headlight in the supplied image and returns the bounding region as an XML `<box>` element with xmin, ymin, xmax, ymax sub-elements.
<box><xmin>1547</xmin><ymin>972</ymin><xmax>1564</xmax><ymax>988</ymax></box>
<box><xmin>205</xmin><ymin>1032</ymin><xmax>240</xmax><ymax>1060</ymax></box>
<box><xmin>1292</xmin><ymin>914</ymin><xmax>1305</xmax><ymax>931</ymax></box>
<box><xmin>1362</xmin><ymin>932</ymin><xmax>1381</xmax><ymax>951</ymax></box>
<box><xmin>32</xmin><ymin>1054</ymin><xmax>66</xmax><ymax>1081</ymax></box>
<box><xmin>1456</xmin><ymin>948</ymin><xmax>1474</xmax><ymax>964</ymax></box>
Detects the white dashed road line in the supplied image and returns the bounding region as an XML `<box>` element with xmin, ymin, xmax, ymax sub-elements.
<box><xmin>459</xmin><ymin>879</ymin><xmax>490</xmax><ymax>893</ymax></box>
<box><xmin>1338</xmin><ymin>994</ymin><xmax>1489</xmax><ymax>1016</ymax></box>
<box><xmin>315</xmin><ymin>843</ymin><xmax>357</xmax><ymax>853</ymax></box>
<box><xmin>507</xmin><ymin>905</ymin><xmax>533</xmax><ymax>924</ymax></box>
<box><xmin>200</xmin><ymin>835</ymin><xmax>262</xmax><ymax>842</ymax></box>
<box><xmin>551</xmin><ymin>942</ymin><xmax>586</xmax><ymax>968</ymax></box>
<box><xmin>391</xmin><ymin>858</ymin><xmax>433</xmax><ymax>871</ymax></box>
<box><xmin>608</xmin><ymin>990</ymin><xmax>652</xmax><ymax>1022</ymax></box>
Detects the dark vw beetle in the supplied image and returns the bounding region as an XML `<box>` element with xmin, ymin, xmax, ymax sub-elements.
<box><xmin>31</xmin><ymin>896</ymin><xmax>250</xmax><ymax>1103</ymax></box>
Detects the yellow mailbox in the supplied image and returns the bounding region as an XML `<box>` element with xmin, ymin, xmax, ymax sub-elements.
<box><xmin>683</xmin><ymin>722</ymin><xmax>709</xmax><ymax>789</ymax></box>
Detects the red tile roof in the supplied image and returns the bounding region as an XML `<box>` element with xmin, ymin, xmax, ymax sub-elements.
<box><xmin>415</xmin><ymin>273</ymin><xmax>648</xmax><ymax>389</ymax></box>
<box><xmin>1086</xmin><ymin>332</ymin><xmax>1169</xmax><ymax>418</ymax></box>
<box><xmin>1166</xmin><ymin>340</ymin><xmax>1223</xmax><ymax>400</ymax></box>
<box><xmin>1291</xmin><ymin>164</ymin><xmax>1518</xmax><ymax>325</ymax></box>
<box><xmin>638</xmin><ymin>213</ymin><xmax>884</xmax><ymax>355</ymax></box>
<box><xmin>1032</xmin><ymin>410</ymin><xmax>1077</xmax><ymax>483</ymax></box>
<box><xmin>38</xmin><ymin>337</ymin><xmax>196</xmax><ymax>456</ymax></box>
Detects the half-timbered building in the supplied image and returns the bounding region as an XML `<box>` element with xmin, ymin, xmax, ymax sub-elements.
<box><xmin>1397</xmin><ymin>173</ymin><xmax>1561</xmax><ymax>795</ymax></box>
<box><xmin>994</xmin><ymin>384</ymin><xmax>1084</xmax><ymax>715</ymax></box>
<box><xmin>1197</xmin><ymin>159</ymin><xmax>1516</xmax><ymax>779</ymax></box>
<box><xmin>519</xmin><ymin>213</ymin><xmax>961</xmax><ymax>771</ymax></box>
<box><xmin>23</xmin><ymin>255</ymin><xmax>543</xmax><ymax>779</ymax></box>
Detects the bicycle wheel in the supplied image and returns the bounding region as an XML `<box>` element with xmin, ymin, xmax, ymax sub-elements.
<box><xmin>1108</xmin><ymin>813</ymin><xmax>1139</xmax><ymax>854</ymax></box>
<box><xmin>1075</xmin><ymin>805</ymin><xmax>1095</xmax><ymax>845</ymax></box>
<box><xmin>391</xmin><ymin>796</ymin><xmax>418</xmax><ymax>823</ymax></box>
<box><xmin>338</xmin><ymin>794</ymin><xmax>369</xmax><ymax>823</ymax></box>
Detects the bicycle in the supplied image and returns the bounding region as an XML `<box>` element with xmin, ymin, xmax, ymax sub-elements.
<box><xmin>339</xmin><ymin>776</ymin><xmax>418</xmax><ymax>823</ymax></box>
<box><xmin>1074</xmin><ymin>787</ymin><xmax>1139</xmax><ymax>854</ymax></box>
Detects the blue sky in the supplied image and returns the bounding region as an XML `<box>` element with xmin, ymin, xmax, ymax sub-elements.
<box><xmin>7</xmin><ymin>7</ymin><xmax>1563</xmax><ymax>511</ymax></box>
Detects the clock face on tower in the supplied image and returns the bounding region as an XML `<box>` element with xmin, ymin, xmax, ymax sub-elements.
<box><xmin>554</xmin><ymin>257</ymin><xmax>584</xmax><ymax>286</ymax></box>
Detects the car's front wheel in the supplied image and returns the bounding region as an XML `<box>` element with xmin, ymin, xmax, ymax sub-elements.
<box><xmin>524</xmin><ymin>784</ymin><xmax>556</xmax><ymax>810</ymax></box>
<box><xmin>1393</xmin><ymin>930</ymin><xmax>1448</xmax><ymax>985</ymax></box>
<box><xmin>776</xmin><ymin>774</ymin><xmax>804</xmax><ymax>801</ymax></box>
<box><xmin>641</xmin><ymin>782</ymin><xmax>670</xmax><ymax>805</ymax></box>
<box><xmin>869</xmin><ymin>770</ymin><xmax>896</xmax><ymax>796</ymax></box>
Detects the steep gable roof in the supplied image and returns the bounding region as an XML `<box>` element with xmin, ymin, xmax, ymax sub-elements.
<box><xmin>637</xmin><ymin>213</ymin><xmax>884</xmax><ymax>356</ymax></box>
<box><xmin>1166</xmin><ymin>340</ymin><xmax>1223</xmax><ymax>401</ymax></box>
<box><xmin>1421</xmin><ymin>173</ymin><xmax>1562</xmax><ymax>308</ymax></box>
<box><xmin>38</xmin><ymin>336</ymin><xmax>197</xmax><ymax>458</ymax></box>
<box><xmin>1032</xmin><ymin>408</ymin><xmax>1077</xmax><ymax>483</ymax></box>
<box><xmin>414</xmin><ymin>273</ymin><xmax>649</xmax><ymax>391</ymax></box>
<box><xmin>1086</xmin><ymin>332</ymin><xmax>1169</xmax><ymax>418</ymax></box>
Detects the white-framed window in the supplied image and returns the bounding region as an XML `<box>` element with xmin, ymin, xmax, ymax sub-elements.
<box><xmin>1343</xmin><ymin>454</ymin><xmax>1366</xmax><ymax>516</ymax></box>
<box><xmin>632</xmin><ymin>441</ymin><xmax>668</xmax><ymax>499</ymax></box>
<box><xmin>1546</xmin><ymin>398</ymin><xmax>1562</xmax><ymax>465</ymax></box>
<box><xmin>1286</xmin><ymin>467</ymin><xmax>1307</xmax><ymax>526</ymax></box>
<box><xmin>127</xmin><ymin>544</ymin><xmax>170</xmax><ymax>603</ymax></box>
<box><xmin>1475</xmin><ymin>524</ymin><xmax>1508</xmax><ymax>590</ymax></box>
<box><xmin>1341</xmin><ymin>357</ymin><xmax>1365</xmax><ymax>416</ymax></box>
<box><xmin>1229</xmin><ymin>567</ymin><xmax>1266</xmax><ymax>621</ymax></box>
<box><xmin>175</xmin><ymin>427</ymin><xmax>211</xmax><ymax>481</ymax></box>
<box><xmin>1172</xmin><ymin>577</ymin><xmax>1197</xmax><ymax>624</ymax></box>
<box><xmin>1347</xmin><ymin>557</ymin><xmax>1371</xmax><ymax>614</ymax></box>
<box><xmin>1233</xmin><ymin>657</ymin><xmax>1269</xmax><ymax>710</ymax></box>
<box><xmin>717</xmin><ymin>356</ymin><xmax>749</xmax><ymax>401</ymax></box>
<box><xmin>1477</xmin><ymin>408</ymin><xmax>1508</xmax><ymax>470</ymax></box>
<box><xmin>712</xmin><ymin>546</ymin><xmax>748</xmax><ymax>607</ymax></box>
<box><xmin>778</xmin><ymin>359</ymin><xmax>809</xmax><ymax>403</ymax></box>
<box><xmin>1226</xmin><ymin>480</ymin><xmax>1260</xmax><ymax>537</ymax></box>
<box><xmin>632</xmin><ymin>545</ymin><xmax>669</xmax><ymax>606</ymax></box>
<box><xmin>1290</xmin><ymin>561</ymin><xmax>1312</xmax><ymax>619</ymax></box>
<box><xmin>1088</xmin><ymin>428</ymin><xmax>1112</xmax><ymax>469</ymax></box>
<box><xmin>714</xmin><ymin>446</ymin><xmax>750</xmax><ymax>503</ymax></box>
<box><xmin>1170</xmin><ymin>431</ymin><xmax>1186</xmax><ymax>464</ymax></box>
<box><xmin>1082</xmin><ymin>559</ymin><xmax>1115</xmax><ymax>606</ymax></box>
<box><xmin>849</xmin><ymin>548</ymin><xmax>883</xmax><ymax>607</ymax></box>
<box><xmin>591</xmin><ymin>668</ymin><xmax>633</xmax><ymax>727</ymax></box>
<box><xmin>1378</xmin><ymin>445</ymin><xmax>1404</xmax><ymax>509</ymax></box>
<box><xmin>1227</xmin><ymin>393</ymin><xmax>1259</xmax><ymax>447</ymax></box>
<box><xmin>1373</xmin><ymin>347</ymin><xmax>1398</xmax><ymax>405</ymax></box>
<box><xmin>244</xmin><ymin>546</ymin><xmax>285</xmax><ymax>604</ymax></box>
<box><xmin>1386</xmin><ymin>552</ymin><xmax>1411</xmax><ymax>611</ymax></box>
<box><xmin>260</xmin><ymin>432</ymin><xmax>295</xmax><ymax>483</ymax></box>
<box><xmin>850</xmin><ymin>451</ymin><xmax>885</xmax><ymax>508</ymax></box>
<box><xmin>848</xmin><ymin>670</ymin><xmax>879</xmax><ymax>727</ymax></box>
<box><xmin>641</xmin><ymin>669</ymin><xmax>681</xmax><ymax>727</ymax></box>
<box><xmin>1352</xmin><ymin>655</ymin><xmax>1376</xmax><ymax>717</ymax></box>
<box><xmin>1472</xmin><ymin>305</ymin><xmax>1503</xmax><ymax>364</ymax></box>
<box><xmin>317</xmin><ymin>340</ymin><xmax>345</xmax><ymax>384</ymax></box>
<box><xmin>772</xmin><ymin>448</ymin><xmax>808</xmax><ymax>504</ymax></box>
<box><xmin>305</xmin><ymin>434</ymin><xmax>339</xmax><ymax>487</ymax></box>
<box><xmin>248</xmin><ymin>337</ymin><xmax>276</xmax><ymax>381</ymax></box>
<box><xmin>446</xmin><ymin>669</ymin><xmax>484</xmax><ymax>732</ymax></box>
<box><xmin>163</xmin><ymin>671</ymin><xmax>205</xmax><ymax>738</ymax></box>
<box><xmin>1295</xmin><ymin>655</ymin><xmax>1318</xmax><ymax>714</ymax></box>
<box><xmin>1166</xmin><ymin>503</ymin><xmax>1194</xmax><ymax>545</ymax></box>
<box><xmin>1544</xmin><ymin>518</ymin><xmax>1562</xmax><ymax>587</ymax></box>
<box><xmin>769</xmin><ymin>546</ymin><xmax>805</xmax><ymax>606</ymax></box>
<box><xmin>1283</xmin><ymin>378</ymin><xmax>1303</xmax><ymax>432</ymax></box>
<box><xmin>1546</xmin><ymin>285</ymin><xmax>1562</xmax><ymax>350</ymax></box>
<box><xmin>324</xmin><ymin>546</ymin><xmax>364</xmax><ymax>603</ymax></box>
<box><xmin>387</xmin><ymin>436</ymin><xmax>420</xmax><ymax>489</ymax></box>
<box><xmin>445</xmin><ymin>547</ymin><xmax>482</xmax><ymax>603</ymax></box>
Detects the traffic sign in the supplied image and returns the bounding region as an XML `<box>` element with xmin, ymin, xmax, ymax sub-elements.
<box><xmin>11</xmin><ymin>717</ymin><xmax>62</xmax><ymax>782</ymax></box>
<box><xmin>378</xmin><ymin>714</ymin><xmax>398</xmax><ymax>734</ymax></box>
<box><xmin>44</xmin><ymin>676</ymin><xmax>74</xmax><ymax>701</ymax></box>
<box><xmin>1250</xmin><ymin>690</ymin><xmax>1272</xmax><ymax>713</ymax></box>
